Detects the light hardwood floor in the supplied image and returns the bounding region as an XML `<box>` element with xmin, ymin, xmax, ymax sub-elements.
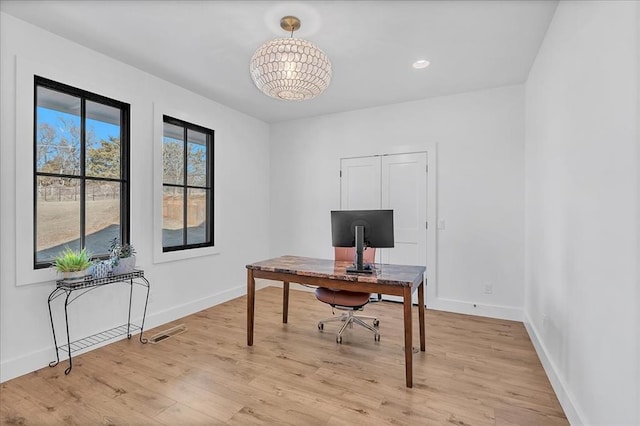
<box><xmin>1</xmin><ymin>287</ymin><xmax>567</xmax><ymax>425</ymax></box>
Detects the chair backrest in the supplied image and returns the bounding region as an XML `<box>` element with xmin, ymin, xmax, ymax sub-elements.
<box><xmin>334</xmin><ymin>247</ymin><xmax>376</xmax><ymax>263</ymax></box>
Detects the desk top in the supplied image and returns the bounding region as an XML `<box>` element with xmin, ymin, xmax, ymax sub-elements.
<box><xmin>247</xmin><ymin>255</ymin><xmax>425</xmax><ymax>287</ymax></box>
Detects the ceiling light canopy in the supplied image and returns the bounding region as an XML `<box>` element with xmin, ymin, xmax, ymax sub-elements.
<box><xmin>412</xmin><ymin>59</ymin><xmax>431</xmax><ymax>69</ymax></box>
<box><xmin>250</xmin><ymin>16</ymin><xmax>332</xmax><ymax>101</ymax></box>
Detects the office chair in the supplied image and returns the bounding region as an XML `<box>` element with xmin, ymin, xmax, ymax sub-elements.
<box><xmin>315</xmin><ymin>247</ymin><xmax>380</xmax><ymax>343</ymax></box>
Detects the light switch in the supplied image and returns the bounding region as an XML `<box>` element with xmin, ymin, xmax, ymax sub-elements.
<box><xmin>437</xmin><ymin>219</ymin><xmax>446</xmax><ymax>230</ymax></box>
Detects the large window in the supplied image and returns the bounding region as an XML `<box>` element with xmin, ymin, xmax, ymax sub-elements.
<box><xmin>162</xmin><ymin>116</ymin><xmax>214</xmax><ymax>251</ymax></box>
<box><xmin>34</xmin><ymin>76</ymin><xmax>130</xmax><ymax>268</ymax></box>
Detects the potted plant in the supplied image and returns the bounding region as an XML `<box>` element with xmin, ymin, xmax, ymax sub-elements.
<box><xmin>90</xmin><ymin>258</ymin><xmax>113</xmax><ymax>279</ymax></box>
<box><xmin>109</xmin><ymin>238</ymin><xmax>136</xmax><ymax>275</ymax></box>
<box><xmin>52</xmin><ymin>247</ymin><xmax>92</xmax><ymax>281</ymax></box>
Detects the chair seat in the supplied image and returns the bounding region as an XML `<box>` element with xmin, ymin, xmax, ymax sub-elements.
<box><xmin>314</xmin><ymin>287</ymin><xmax>371</xmax><ymax>308</ymax></box>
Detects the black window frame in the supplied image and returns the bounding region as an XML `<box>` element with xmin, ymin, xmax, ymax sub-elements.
<box><xmin>33</xmin><ymin>76</ymin><xmax>130</xmax><ymax>269</ymax></box>
<box><xmin>162</xmin><ymin>115</ymin><xmax>214</xmax><ymax>252</ymax></box>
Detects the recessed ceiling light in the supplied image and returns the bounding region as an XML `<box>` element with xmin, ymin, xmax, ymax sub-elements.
<box><xmin>412</xmin><ymin>59</ymin><xmax>430</xmax><ymax>69</ymax></box>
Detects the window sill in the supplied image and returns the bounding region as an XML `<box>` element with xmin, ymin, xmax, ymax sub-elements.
<box><xmin>153</xmin><ymin>245</ymin><xmax>221</xmax><ymax>264</ymax></box>
<box><xmin>17</xmin><ymin>266</ymin><xmax>58</xmax><ymax>287</ymax></box>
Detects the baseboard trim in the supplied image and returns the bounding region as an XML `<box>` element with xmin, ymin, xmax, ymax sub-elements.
<box><xmin>0</xmin><ymin>347</ymin><xmax>55</xmax><ymax>383</ymax></box>
<box><xmin>142</xmin><ymin>285</ymin><xmax>246</xmax><ymax>332</ymax></box>
<box><xmin>426</xmin><ymin>296</ymin><xmax>522</xmax><ymax>321</ymax></box>
<box><xmin>0</xmin><ymin>285</ymin><xmax>246</xmax><ymax>383</ymax></box>
<box><xmin>523</xmin><ymin>311</ymin><xmax>584</xmax><ymax>425</ymax></box>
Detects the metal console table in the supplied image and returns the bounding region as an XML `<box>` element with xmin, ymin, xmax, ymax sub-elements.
<box><xmin>47</xmin><ymin>269</ymin><xmax>150</xmax><ymax>374</ymax></box>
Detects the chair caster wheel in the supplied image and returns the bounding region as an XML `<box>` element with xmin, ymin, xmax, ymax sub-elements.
<box><xmin>336</xmin><ymin>336</ymin><xmax>342</xmax><ymax>344</ymax></box>
<box><xmin>373</xmin><ymin>319</ymin><xmax>380</xmax><ymax>328</ymax></box>
<box><xmin>318</xmin><ymin>323</ymin><xmax>324</xmax><ymax>331</ymax></box>
<box><xmin>374</xmin><ymin>334</ymin><xmax>380</xmax><ymax>342</ymax></box>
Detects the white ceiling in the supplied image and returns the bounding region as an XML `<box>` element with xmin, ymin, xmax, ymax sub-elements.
<box><xmin>1</xmin><ymin>0</ymin><xmax>557</xmax><ymax>123</ymax></box>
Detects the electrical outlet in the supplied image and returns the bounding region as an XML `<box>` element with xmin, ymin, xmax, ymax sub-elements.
<box><xmin>483</xmin><ymin>284</ymin><xmax>493</xmax><ymax>295</ymax></box>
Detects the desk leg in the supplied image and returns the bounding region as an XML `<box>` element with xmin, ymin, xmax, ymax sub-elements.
<box><xmin>247</xmin><ymin>269</ymin><xmax>255</xmax><ymax>346</ymax></box>
<box><xmin>282</xmin><ymin>281</ymin><xmax>289</xmax><ymax>324</ymax></box>
<box><xmin>403</xmin><ymin>286</ymin><xmax>413</xmax><ymax>388</ymax></box>
<box><xmin>418</xmin><ymin>279</ymin><xmax>426</xmax><ymax>351</ymax></box>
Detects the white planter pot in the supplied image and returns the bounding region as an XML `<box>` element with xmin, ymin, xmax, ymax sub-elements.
<box><xmin>90</xmin><ymin>260</ymin><xmax>113</xmax><ymax>278</ymax></box>
<box><xmin>112</xmin><ymin>256</ymin><xmax>136</xmax><ymax>275</ymax></box>
<box><xmin>60</xmin><ymin>269</ymin><xmax>90</xmax><ymax>281</ymax></box>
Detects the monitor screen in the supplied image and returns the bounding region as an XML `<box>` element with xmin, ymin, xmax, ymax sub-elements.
<box><xmin>331</xmin><ymin>209</ymin><xmax>394</xmax><ymax>248</ymax></box>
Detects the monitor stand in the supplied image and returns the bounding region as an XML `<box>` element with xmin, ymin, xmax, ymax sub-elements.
<box><xmin>346</xmin><ymin>225</ymin><xmax>374</xmax><ymax>274</ymax></box>
<box><xmin>346</xmin><ymin>263</ymin><xmax>374</xmax><ymax>274</ymax></box>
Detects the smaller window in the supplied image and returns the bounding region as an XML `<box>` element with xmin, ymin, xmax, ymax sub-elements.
<box><xmin>162</xmin><ymin>116</ymin><xmax>214</xmax><ymax>252</ymax></box>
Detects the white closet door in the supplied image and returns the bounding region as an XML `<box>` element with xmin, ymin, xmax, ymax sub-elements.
<box><xmin>340</xmin><ymin>153</ymin><xmax>428</xmax><ymax>289</ymax></box>
<box><xmin>340</xmin><ymin>156</ymin><xmax>381</xmax><ymax>210</ymax></box>
<box><xmin>380</xmin><ymin>153</ymin><xmax>428</xmax><ymax>267</ymax></box>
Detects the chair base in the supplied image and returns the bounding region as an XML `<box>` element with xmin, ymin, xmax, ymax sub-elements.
<box><xmin>317</xmin><ymin>310</ymin><xmax>380</xmax><ymax>343</ymax></box>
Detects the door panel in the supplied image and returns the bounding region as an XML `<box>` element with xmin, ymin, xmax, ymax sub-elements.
<box><xmin>340</xmin><ymin>156</ymin><xmax>381</xmax><ymax>263</ymax></box>
<box><xmin>340</xmin><ymin>156</ymin><xmax>381</xmax><ymax>210</ymax></box>
<box><xmin>380</xmin><ymin>153</ymin><xmax>427</xmax><ymax>268</ymax></box>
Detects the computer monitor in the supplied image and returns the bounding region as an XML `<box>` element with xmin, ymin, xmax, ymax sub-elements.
<box><xmin>331</xmin><ymin>209</ymin><xmax>394</xmax><ymax>274</ymax></box>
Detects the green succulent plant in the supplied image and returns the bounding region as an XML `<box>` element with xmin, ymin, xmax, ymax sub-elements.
<box><xmin>52</xmin><ymin>247</ymin><xmax>92</xmax><ymax>272</ymax></box>
<box><xmin>109</xmin><ymin>238</ymin><xmax>136</xmax><ymax>267</ymax></box>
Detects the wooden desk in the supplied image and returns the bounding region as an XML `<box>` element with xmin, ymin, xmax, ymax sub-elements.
<box><xmin>246</xmin><ymin>255</ymin><xmax>427</xmax><ymax>388</ymax></box>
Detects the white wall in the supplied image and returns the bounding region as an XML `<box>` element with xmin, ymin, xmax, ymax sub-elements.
<box><xmin>270</xmin><ymin>85</ymin><xmax>525</xmax><ymax>320</ymax></box>
<box><xmin>0</xmin><ymin>13</ymin><xmax>271</xmax><ymax>382</ymax></box>
<box><xmin>524</xmin><ymin>2</ymin><xmax>639</xmax><ymax>424</ymax></box>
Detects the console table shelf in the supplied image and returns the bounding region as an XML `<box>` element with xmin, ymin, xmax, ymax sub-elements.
<box><xmin>59</xmin><ymin>324</ymin><xmax>142</xmax><ymax>354</ymax></box>
<box><xmin>48</xmin><ymin>269</ymin><xmax>150</xmax><ymax>375</ymax></box>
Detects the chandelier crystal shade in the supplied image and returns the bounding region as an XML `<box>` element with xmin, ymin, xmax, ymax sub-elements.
<box><xmin>250</xmin><ymin>16</ymin><xmax>332</xmax><ymax>101</ymax></box>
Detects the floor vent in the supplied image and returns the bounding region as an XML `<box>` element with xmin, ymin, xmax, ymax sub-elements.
<box><xmin>148</xmin><ymin>324</ymin><xmax>187</xmax><ymax>344</ymax></box>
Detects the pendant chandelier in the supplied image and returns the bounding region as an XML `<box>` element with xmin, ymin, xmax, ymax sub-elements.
<box><xmin>250</xmin><ymin>16</ymin><xmax>332</xmax><ymax>101</ymax></box>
